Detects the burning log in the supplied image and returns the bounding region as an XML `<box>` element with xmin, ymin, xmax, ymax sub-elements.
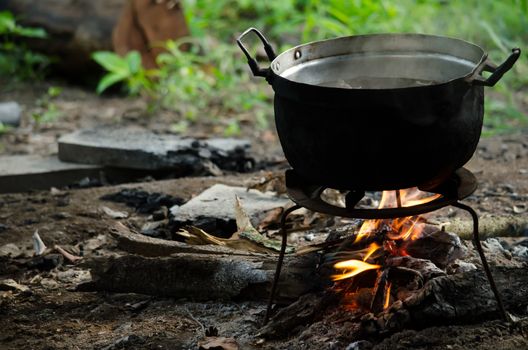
<box><xmin>361</xmin><ymin>265</ymin><xmax>528</xmax><ymax>336</ymax></box>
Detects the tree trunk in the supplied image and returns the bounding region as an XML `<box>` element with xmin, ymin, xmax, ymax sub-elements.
<box><xmin>0</xmin><ymin>0</ymin><xmax>189</xmax><ymax>75</ymax></box>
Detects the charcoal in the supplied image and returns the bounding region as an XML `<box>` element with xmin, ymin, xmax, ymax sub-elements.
<box><xmin>100</xmin><ymin>188</ymin><xmax>184</xmax><ymax>213</ymax></box>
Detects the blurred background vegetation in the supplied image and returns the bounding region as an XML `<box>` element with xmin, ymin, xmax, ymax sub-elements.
<box><xmin>2</xmin><ymin>0</ymin><xmax>527</xmax><ymax>136</ymax></box>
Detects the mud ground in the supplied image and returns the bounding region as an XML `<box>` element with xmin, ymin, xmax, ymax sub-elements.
<box><xmin>0</xmin><ymin>82</ymin><xmax>527</xmax><ymax>349</ymax></box>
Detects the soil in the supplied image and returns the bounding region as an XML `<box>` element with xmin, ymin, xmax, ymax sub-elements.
<box><xmin>0</xmin><ymin>81</ymin><xmax>527</xmax><ymax>349</ymax></box>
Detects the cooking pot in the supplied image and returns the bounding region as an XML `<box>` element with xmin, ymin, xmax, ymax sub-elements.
<box><xmin>237</xmin><ymin>28</ymin><xmax>521</xmax><ymax>191</ymax></box>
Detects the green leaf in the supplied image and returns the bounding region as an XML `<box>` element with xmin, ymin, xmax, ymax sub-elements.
<box><xmin>92</xmin><ymin>52</ymin><xmax>128</xmax><ymax>74</ymax></box>
<box><xmin>96</xmin><ymin>72</ymin><xmax>127</xmax><ymax>94</ymax></box>
<box><xmin>126</xmin><ymin>51</ymin><xmax>142</xmax><ymax>74</ymax></box>
<box><xmin>0</xmin><ymin>11</ymin><xmax>15</xmax><ymax>33</ymax></box>
<box><xmin>13</xmin><ymin>26</ymin><xmax>47</xmax><ymax>38</ymax></box>
<box><xmin>47</xmin><ymin>86</ymin><xmax>62</xmax><ymax>98</ymax></box>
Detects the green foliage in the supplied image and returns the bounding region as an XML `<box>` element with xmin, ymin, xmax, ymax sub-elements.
<box><xmin>91</xmin><ymin>51</ymin><xmax>153</xmax><ymax>94</ymax></box>
<box><xmin>94</xmin><ymin>0</ymin><xmax>527</xmax><ymax>135</ymax></box>
<box><xmin>0</xmin><ymin>122</ymin><xmax>12</xmax><ymax>135</ymax></box>
<box><xmin>0</xmin><ymin>11</ymin><xmax>50</xmax><ymax>80</ymax></box>
<box><xmin>32</xmin><ymin>86</ymin><xmax>63</xmax><ymax>124</ymax></box>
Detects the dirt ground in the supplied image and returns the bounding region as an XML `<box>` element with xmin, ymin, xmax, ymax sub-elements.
<box><xmin>0</xmin><ymin>82</ymin><xmax>527</xmax><ymax>349</ymax></box>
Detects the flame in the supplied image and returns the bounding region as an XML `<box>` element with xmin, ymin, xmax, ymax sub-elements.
<box><xmin>363</xmin><ymin>243</ymin><xmax>381</xmax><ymax>261</ymax></box>
<box><xmin>333</xmin><ymin>188</ymin><xmax>439</xmax><ymax>282</ymax></box>
<box><xmin>331</xmin><ymin>260</ymin><xmax>381</xmax><ymax>281</ymax></box>
<box><xmin>354</xmin><ymin>188</ymin><xmax>439</xmax><ymax>244</ymax></box>
<box><xmin>383</xmin><ymin>282</ymin><xmax>392</xmax><ymax>310</ymax></box>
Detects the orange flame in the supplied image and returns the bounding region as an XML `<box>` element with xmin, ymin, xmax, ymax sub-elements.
<box><xmin>384</xmin><ymin>282</ymin><xmax>392</xmax><ymax>310</ymax></box>
<box><xmin>333</xmin><ymin>188</ymin><xmax>439</xmax><ymax>282</ymax></box>
<box><xmin>363</xmin><ymin>243</ymin><xmax>381</xmax><ymax>261</ymax></box>
<box><xmin>331</xmin><ymin>260</ymin><xmax>381</xmax><ymax>281</ymax></box>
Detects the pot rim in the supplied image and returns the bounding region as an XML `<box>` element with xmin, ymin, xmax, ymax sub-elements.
<box><xmin>269</xmin><ymin>32</ymin><xmax>487</xmax><ymax>90</ymax></box>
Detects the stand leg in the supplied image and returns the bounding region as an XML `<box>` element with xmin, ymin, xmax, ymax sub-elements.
<box><xmin>264</xmin><ymin>204</ymin><xmax>302</xmax><ymax>325</ymax></box>
<box><xmin>453</xmin><ymin>202</ymin><xmax>508</xmax><ymax>321</ymax></box>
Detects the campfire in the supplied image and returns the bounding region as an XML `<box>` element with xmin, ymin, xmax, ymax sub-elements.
<box><xmin>328</xmin><ymin>188</ymin><xmax>441</xmax><ymax>313</ymax></box>
<box><xmin>262</xmin><ymin>167</ymin><xmax>513</xmax><ymax>335</ymax></box>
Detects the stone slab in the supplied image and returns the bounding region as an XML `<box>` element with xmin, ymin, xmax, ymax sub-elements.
<box><xmin>58</xmin><ymin>127</ymin><xmax>253</xmax><ymax>172</ymax></box>
<box><xmin>0</xmin><ymin>155</ymin><xmax>102</xmax><ymax>193</ymax></box>
<box><xmin>170</xmin><ymin>184</ymin><xmax>289</xmax><ymax>235</ymax></box>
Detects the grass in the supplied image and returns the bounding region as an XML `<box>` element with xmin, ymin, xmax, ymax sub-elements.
<box><xmin>95</xmin><ymin>0</ymin><xmax>527</xmax><ymax>135</ymax></box>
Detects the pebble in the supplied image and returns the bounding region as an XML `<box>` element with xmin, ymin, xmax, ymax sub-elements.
<box><xmin>0</xmin><ymin>243</ymin><xmax>22</xmax><ymax>258</ymax></box>
<box><xmin>345</xmin><ymin>340</ymin><xmax>373</xmax><ymax>350</ymax></box>
<box><xmin>0</xmin><ymin>101</ymin><xmax>21</xmax><ymax>127</ymax></box>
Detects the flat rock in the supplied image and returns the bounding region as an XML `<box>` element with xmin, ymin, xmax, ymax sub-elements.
<box><xmin>58</xmin><ymin>127</ymin><xmax>253</xmax><ymax>173</ymax></box>
<box><xmin>0</xmin><ymin>155</ymin><xmax>101</xmax><ymax>193</ymax></box>
<box><xmin>170</xmin><ymin>184</ymin><xmax>289</xmax><ymax>235</ymax></box>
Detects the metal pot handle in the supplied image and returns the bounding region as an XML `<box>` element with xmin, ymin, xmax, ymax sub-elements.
<box><xmin>236</xmin><ymin>27</ymin><xmax>277</xmax><ymax>78</ymax></box>
<box><xmin>471</xmin><ymin>48</ymin><xmax>521</xmax><ymax>86</ymax></box>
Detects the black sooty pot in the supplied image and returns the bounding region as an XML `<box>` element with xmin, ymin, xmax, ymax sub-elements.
<box><xmin>238</xmin><ymin>28</ymin><xmax>521</xmax><ymax>191</ymax></box>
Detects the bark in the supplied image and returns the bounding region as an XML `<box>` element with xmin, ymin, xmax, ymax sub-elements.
<box><xmin>442</xmin><ymin>215</ymin><xmax>528</xmax><ymax>239</ymax></box>
<box><xmin>79</xmin><ymin>252</ymin><xmax>320</xmax><ymax>302</ymax></box>
<box><xmin>258</xmin><ymin>292</ymin><xmax>340</xmax><ymax>339</ymax></box>
<box><xmin>110</xmin><ymin>221</ymin><xmax>248</xmax><ymax>257</ymax></box>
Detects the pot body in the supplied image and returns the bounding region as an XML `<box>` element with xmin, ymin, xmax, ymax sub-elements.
<box><xmin>237</xmin><ymin>30</ymin><xmax>519</xmax><ymax>191</ymax></box>
<box><xmin>272</xmin><ymin>77</ymin><xmax>483</xmax><ymax>190</ymax></box>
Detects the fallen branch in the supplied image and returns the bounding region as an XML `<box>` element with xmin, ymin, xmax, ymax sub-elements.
<box><xmin>439</xmin><ymin>215</ymin><xmax>528</xmax><ymax>239</ymax></box>
<box><xmin>79</xmin><ymin>252</ymin><xmax>320</xmax><ymax>302</ymax></box>
<box><xmin>110</xmin><ymin>222</ymin><xmax>248</xmax><ymax>257</ymax></box>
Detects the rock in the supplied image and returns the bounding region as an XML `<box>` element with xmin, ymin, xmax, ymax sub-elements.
<box><xmin>170</xmin><ymin>184</ymin><xmax>289</xmax><ymax>236</ymax></box>
<box><xmin>0</xmin><ymin>243</ymin><xmax>22</xmax><ymax>258</ymax></box>
<box><xmin>0</xmin><ymin>279</ymin><xmax>29</xmax><ymax>292</ymax></box>
<box><xmin>27</xmin><ymin>254</ymin><xmax>63</xmax><ymax>271</ymax></box>
<box><xmin>58</xmin><ymin>127</ymin><xmax>253</xmax><ymax>173</ymax></box>
<box><xmin>140</xmin><ymin>220</ymin><xmax>167</xmax><ymax>238</ymax></box>
<box><xmin>100</xmin><ymin>206</ymin><xmax>129</xmax><ymax>219</ymax></box>
<box><xmin>446</xmin><ymin>260</ymin><xmax>477</xmax><ymax>274</ymax></box>
<box><xmin>0</xmin><ymin>101</ymin><xmax>21</xmax><ymax>126</ymax></box>
<box><xmin>345</xmin><ymin>340</ymin><xmax>373</xmax><ymax>350</ymax></box>
<box><xmin>0</xmin><ymin>155</ymin><xmax>101</xmax><ymax>193</ymax></box>
<box><xmin>40</xmin><ymin>278</ymin><xmax>59</xmax><ymax>289</ymax></box>
<box><xmin>80</xmin><ymin>234</ymin><xmax>108</xmax><ymax>254</ymax></box>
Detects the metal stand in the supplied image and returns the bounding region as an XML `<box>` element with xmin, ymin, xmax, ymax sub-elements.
<box><xmin>453</xmin><ymin>202</ymin><xmax>508</xmax><ymax>321</ymax></box>
<box><xmin>264</xmin><ymin>204</ymin><xmax>302</xmax><ymax>325</ymax></box>
<box><xmin>263</xmin><ymin>169</ymin><xmax>508</xmax><ymax>324</ymax></box>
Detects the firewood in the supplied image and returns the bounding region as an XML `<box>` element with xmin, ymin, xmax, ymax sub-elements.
<box><xmin>78</xmin><ymin>252</ymin><xmax>320</xmax><ymax>302</ymax></box>
<box><xmin>435</xmin><ymin>215</ymin><xmax>528</xmax><ymax>239</ymax></box>
<box><xmin>257</xmin><ymin>292</ymin><xmax>340</xmax><ymax>339</ymax></box>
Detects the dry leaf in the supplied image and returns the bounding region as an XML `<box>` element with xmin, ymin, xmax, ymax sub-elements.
<box><xmin>175</xmin><ymin>196</ymin><xmax>293</xmax><ymax>254</ymax></box>
<box><xmin>257</xmin><ymin>207</ymin><xmax>283</xmax><ymax>231</ymax></box>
